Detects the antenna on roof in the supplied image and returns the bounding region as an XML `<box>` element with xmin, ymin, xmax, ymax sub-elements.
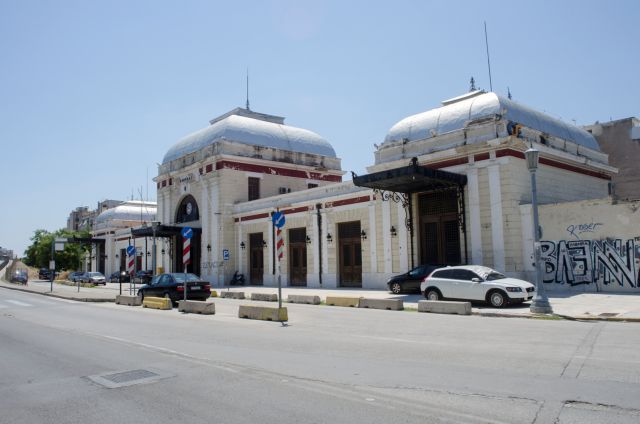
<box><xmin>245</xmin><ymin>68</ymin><xmax>250</xmax><ymax>111</ymax></box>
<box><xmin>507</xmin><ymin>87</ymin><xmax>512</xmax><ymax>100</ymax></box>
<box><xmin>484</xmin><ymin>21</ymin><xmax>493</xmax><ymax>92</ymax></box>
<box><xmin>470</xmin><ymin>76</ymin><xmax>476</xmax><ymax>92</ymax></box>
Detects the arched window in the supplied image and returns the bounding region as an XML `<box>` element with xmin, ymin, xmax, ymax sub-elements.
<box><xmin>175</xmin><ymin>195</ymin><xmax>199</xmax><ymax>223</ymax></box>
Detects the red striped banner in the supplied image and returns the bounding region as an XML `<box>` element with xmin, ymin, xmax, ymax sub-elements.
<box><xmin>127</xmin><ymin>254</ymin><xmax>135</xmax><ymax>275</ymax></box>
<box><xmin>183</xmin><ymin>237</ymin><xmax>191</xmax><ymax>266</ymax></box>
<box><xmin>276</xmin><ymin>228</ymin><xmax>284</xmax><ymax>261</ymax></box>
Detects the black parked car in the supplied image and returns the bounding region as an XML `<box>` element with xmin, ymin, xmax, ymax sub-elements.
<box><xmin>386</xmin><ymin>264</ymin><xmax>445</xmax><ymax>294</ymax></box>
<box><xmin>11</xmin><ymin>269</ymin><xmax>28</xmax><ymax>284</ymax></box>
<box><xmin>38</xmin><ymin>268</ymin><xmax>59</xmax><ymax>280</ymax></box>
<box><xmin>137</xmin><ymin>273</ymin><xmax>211</xmax><ymax>305</ymax></box>
<box><xmin>133</xmin><ymin>270</ymin><xmax>153</xmax><ymax>284</ymax></box>
<box><xmin>39</xmin><ymin>268</ymin><xmax>50</xmax><ymax>280</ymax></box>
<box><xmin>109</xmin><ymin>271</ymin><xmax>131</xmax><ymax>283</ymax></box>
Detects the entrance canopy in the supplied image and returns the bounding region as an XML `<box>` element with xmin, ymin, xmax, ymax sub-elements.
<box><xmin>352</xmin><ymin>157</ymin><xmax>468</xmax><ymax>267</ymax></box>
<box><xmin>131</xmin><ymin>224</ymin><xmax>202</xmax><ymax>238</ymax></box>
<box><xmin>352</xmin><ymin>158</ymin><xmax>467</xmax><ymax>193</ymax></box>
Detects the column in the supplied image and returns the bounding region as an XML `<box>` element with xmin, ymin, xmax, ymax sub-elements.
<box><xmin>382</xmin><ymin>201</ymin><xmax>392</xmax><ymax>274</ymax></box>
<box><xmin>397</xmin><ymin>202</ymin><xmax>408</xmax><ymax>272</ymax></box>
<box><xmin>467</xmin><ymin>168</ymin><xmax>484</xmax><ymax>265</ymax></box>
<box><xmin>488</xmin><ymin>165</ymin><xmax>505</xmax><ymax>271</ymax></box>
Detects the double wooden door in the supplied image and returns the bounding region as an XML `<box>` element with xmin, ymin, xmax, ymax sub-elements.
<box><xmin>288</xmin><ymin>228</ymin><xmax>307</xmax><ymax>286</ymax></box>
<box><xmin>249</xmin><ymin>233</ymin><xmax>264</xmax><ymax>285</ymax></box>
<box><xmin>338</xmin><ymin>221</ymin><xmax>362</xmax><ymax>287</ymax></box>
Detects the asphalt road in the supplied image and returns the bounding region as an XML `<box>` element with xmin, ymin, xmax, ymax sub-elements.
<box><xmin>1</xmin><ymin>288</ymin><xmax>639</xmax><ymax>424</ymax></box>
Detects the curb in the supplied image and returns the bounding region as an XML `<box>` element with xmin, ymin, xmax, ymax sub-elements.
<box><xmin>0</xmin><ymin>283</ymin><xmax>115</xmax><ymax>303</ymax></box>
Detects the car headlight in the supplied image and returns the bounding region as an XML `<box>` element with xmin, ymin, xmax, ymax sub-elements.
<box><xmin>505</xmin><ymin>287</ymin><xmax>522</xmax><ymax>292</ymax></box>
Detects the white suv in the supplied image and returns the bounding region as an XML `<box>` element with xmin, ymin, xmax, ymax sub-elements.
<box><xmin>420</xmin><ymin>265</ymin><xmax>535</xmax><ymax>308</ymax></box>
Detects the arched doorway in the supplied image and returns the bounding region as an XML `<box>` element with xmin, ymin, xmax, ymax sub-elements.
<box><xmin>174</xmin><ymin>195</ymin><xmax>201</xmax><ymax>274</ymax></box>
<box><xmin>176</xmin><ymin>195</ymin><xmax>200</xmax><ymax>224</ymax></box>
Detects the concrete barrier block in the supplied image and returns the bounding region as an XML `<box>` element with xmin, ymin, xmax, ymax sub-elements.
<box><xmin>142</xmin><ymin>296</ymin><xmax>172</xmax><ymax>310</ymax></box>
<box><xmin>325</xmin><ymin>296</ymin><xmax>360</xmax><ymax>307</ymax></box>
<box><xmin>288</xmin><ymin>295</ymin><xmax>321</xmax><ymax>305</ymax></box>
<box><xmin>221</xmin><ymin>291</ymin><xmax>245</xmax><ymax>299</ymax></box>
<box><xmin>115</xmin><ymin>295</ymin><xmax>142</xmax><ymax>306</ymax></box>
<box><xmin>238</xmin><ymin>305</ymin><xmax>288</xmax><ymax>321</ymax></box>
<box><xmin>250</xmin><ymin>293</ymin><xmax>278</xmax><ymax>302</ymax></box>
<box><xmin>418</xmin><ymin>300</ymin><xmax>471</xmax><ymax>315</ymax></box>
<box><xmin>178</xmin><ymin>300</ymin><xmax>216</xmax><ymax>315</ymax></box>
<box><xmin>358</xmin><ymin>298</ymin><xmax>404</xmax><ymax>311</ymax></box>
<box><xmin>210</xmin><ymin>290</ymin><xmax>218</xmax><ymax>298</ymax></box>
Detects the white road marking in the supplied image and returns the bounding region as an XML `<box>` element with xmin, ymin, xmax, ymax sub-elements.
<box><xmin>5</xmin><ymin>300</ymin><xmax>32</xmax><ymax>307</ymax></box>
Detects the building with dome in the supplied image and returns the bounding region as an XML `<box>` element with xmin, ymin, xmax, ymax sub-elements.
<box><xmin>146</xmin><ymin>92</ymin><xmax>639</xmax><ymax>293</ymax></box>
<box><xmin>90</xmin><ymin>200</ymin><xmax>157</xmax><ymax>275</ymax></box>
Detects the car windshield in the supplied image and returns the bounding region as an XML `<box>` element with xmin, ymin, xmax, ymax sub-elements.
<box><xmin>171</xmin><ymin>273</ymin><xmax>200</xmax><ymax>283</ymax></box>
<box><xmin>485</xmin><ymin>272</ymin><xmax>506</xmax><ymax>281</ymax></box>
<box><xmin>88</xmin><ymin>272</ymin><xmax>103</xmax><ymax>277</ymax></box>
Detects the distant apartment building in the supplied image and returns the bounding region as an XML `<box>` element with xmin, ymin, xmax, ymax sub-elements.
<box><xmin>0</xmin><ymin>247</ymin><xmax>14</xmax><ymax>258</ymax></box>
<box><xmin>66</xmin><ymin>199</ymin><xmax>124</xmax><ymax>232</ymax></box>
<box><xmin>585</xmin><ymin>117</ymin><xmax>640</xmax><ymax>201</ymax></box>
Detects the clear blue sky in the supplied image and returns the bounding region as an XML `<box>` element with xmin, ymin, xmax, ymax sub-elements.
<box><xmin>1</xmin><ymin>0</ymin><xmax>638</xmax><ymax>256</ymax></box>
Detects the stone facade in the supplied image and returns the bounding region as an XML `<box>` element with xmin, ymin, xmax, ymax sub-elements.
<box><xmin>151</xmin><ymin>93</ymin><xmax>638</xmax><ymax>293</ymax></box>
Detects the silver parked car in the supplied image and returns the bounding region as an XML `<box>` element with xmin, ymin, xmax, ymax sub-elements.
<box><xmin>420</xmin><ymin>265</ymin><xmax>535</xmax><ymax>308</ymax></box>
<box><xmin>84</xmin><ymin>272</ymin><xmax>106</xmax><ymax>285</ymax></box>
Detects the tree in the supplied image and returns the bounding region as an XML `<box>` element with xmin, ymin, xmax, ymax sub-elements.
<box><xmin>22</xmin><ymin>228</ymin><xmax>92</xmax><ymax>270</ymax></box>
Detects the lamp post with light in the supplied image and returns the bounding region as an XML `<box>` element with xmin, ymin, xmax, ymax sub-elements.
<box><xmin>525</xmin><ymin>147</ymin><xmax>553</xmax><ymax>314</ymax></box>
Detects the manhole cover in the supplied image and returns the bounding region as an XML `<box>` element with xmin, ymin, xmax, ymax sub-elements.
<box><xmin>102</xmin><ymin>369</ymin><xmax>158</xmax><ymax>384</ymax></box>
<box><xmin>87</xmin><ymin>368</ymin><xmax>173</xmax><ymax>389</ymax></box>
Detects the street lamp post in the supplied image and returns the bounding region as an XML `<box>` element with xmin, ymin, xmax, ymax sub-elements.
<box><xmin>151</xmin><ymin>221</ymin><xmax>159</xmax><ymax>276</ymax></box>
<box><xmin>525</xmin><ymin>147</ymin><xmax>553</xmax><ymax>314</ymax></box>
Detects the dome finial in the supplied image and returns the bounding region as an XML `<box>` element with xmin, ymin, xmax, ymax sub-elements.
<box><xmin>469</xmin><ymin>76</ymin><xmax>476</xmax><ymax>92</ymax></box>
<box><xmin>245</xmin><ymin>68</ymin><xmax>250</xmax><ymax>111</ymax></box>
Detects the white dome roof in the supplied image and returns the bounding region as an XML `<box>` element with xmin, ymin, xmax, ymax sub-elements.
<box><xmin>162</xmin><ymin>109</ymin><xmax>336</xmax><ymax>164</ymax></box>
<box><xmin>94</xmin><ymin>201</ymin><xmax>157</xmax><ymax>226</ymax></box>
<box><xmin>384</xmin><ymin>92</ymin><xmax>600</xmax><ymax>151</ymax></box>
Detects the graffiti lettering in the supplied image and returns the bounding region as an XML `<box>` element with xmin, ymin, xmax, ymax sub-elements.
<box><xmin>540</xmin><ymin>239</ymin><xmax>640</xmax><ymax>290</ymax></box>
<box><xmin>566</xmin><ymin>222</ymin><xmax>603</xmax><ymax>239</ymax></box>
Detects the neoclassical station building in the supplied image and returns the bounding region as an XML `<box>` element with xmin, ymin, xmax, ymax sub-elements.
<box><xmin>128</xmin><ymin>89</ymin><xmax>640</xmax><ymax>294</ymax></box>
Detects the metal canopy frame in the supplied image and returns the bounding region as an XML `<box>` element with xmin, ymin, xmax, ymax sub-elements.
<box><xmin>352</xmin><ymin>157</ymin><xmax>468</xmax><ymax>268</ymax></box>
<box><xmin>130</xmin><ymin>225</ymin><xmax>202</xmax><ymax>239</ymax></box>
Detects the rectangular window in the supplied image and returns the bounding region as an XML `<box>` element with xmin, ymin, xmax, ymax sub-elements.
<box><xmin>308</xmin><ymin>183</ymin><xmax>318</xmax><ymax>189</ymax></box>
<box><xmin>248</xmin><ymin>177</ymin><xmax>260</xmax><ymax>201</ymax></box>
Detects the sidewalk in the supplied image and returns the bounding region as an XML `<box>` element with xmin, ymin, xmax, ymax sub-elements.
<box><xmin>2</xmin><ymin>278</ymin><xmax>640</xmax><ymax>321</ymax></box>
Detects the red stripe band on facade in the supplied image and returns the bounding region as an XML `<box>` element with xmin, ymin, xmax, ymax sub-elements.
<box><xmin>474</xmin><ymin>153</ymin><xmax>491</xmax><ymax>162</ymax></box>
<box><xmin>326</xmin><ymin>195</ymin><xmax>371</xmax><ymax>208</ymax></box>
<box><xmin>239</xmin><ymin>212</ymin><xmax>270</xmax><ymax>222</ymax></box>
<box><xmin>430</xmin><ymin>157</ymin><xmax>469</xmax><ymax>169</ymax></box>
<box><xmin>216</xmin><ymin>160</ymin><xmax>342</xmax><ymax>182</ymax></box>
<box><xmin>495</xmin><ymin>149</ymin><xmax>611</xmax><ymax>180</ymax></box>
<box><xmin>283</xmin><ymin>206</ymin><xmax>311</xmax><ymax>215</ymax></box>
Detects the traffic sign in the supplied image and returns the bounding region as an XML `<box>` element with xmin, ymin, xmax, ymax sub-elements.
<box><xmin>223</xmin><ymin>249</ymin><xmax>230</xmax><ymax>261</ymax></box>
<box><xmin>127</xmin><ymin>245</ymin><xmax>136</xmax><ymax>256</ymax></box>
<box><xmin>181</xmin><ymin>226</ymin><xmax>193</xmax><ymax>239</ymax></box>
<box><xmin>272</xmin><ymin>211</ymin><xmax>286</xmax><ymax>228</ymax></box>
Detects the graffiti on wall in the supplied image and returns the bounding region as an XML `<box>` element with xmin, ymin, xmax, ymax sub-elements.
<box><xmin>540</xmin><ymin>238</ymin><xmax>640</xmax><ymax>289</ymax></box>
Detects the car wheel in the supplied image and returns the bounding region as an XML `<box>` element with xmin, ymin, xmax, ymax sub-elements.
<box><xmin>137</xmin><ymin>290</ymin><xmax>144</xmax><ymax>301</ymax></box>
<box><xmin>488</xmin><ymin>290</ymin><xmax>507</xmax><ymax>308</ymax></box>
<box><xmin>425</xmin><ymin>288</ymin><xmax>441</xmax><ymax>301</ymax></box>
<box><xmin>390</xmin><ymin>282</ymin><xmax>402</xmax><ymax>294</ymax></box>
<box><xmin>164</xmin><ymin>292</ymin><xmax>176</xmax><ymax>307</ymax></box>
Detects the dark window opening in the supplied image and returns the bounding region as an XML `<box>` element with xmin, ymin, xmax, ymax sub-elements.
<box><xmin>248</xmin><ymin>177</ymin><xmax>260</xmax><ymax>201</ymax></box>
